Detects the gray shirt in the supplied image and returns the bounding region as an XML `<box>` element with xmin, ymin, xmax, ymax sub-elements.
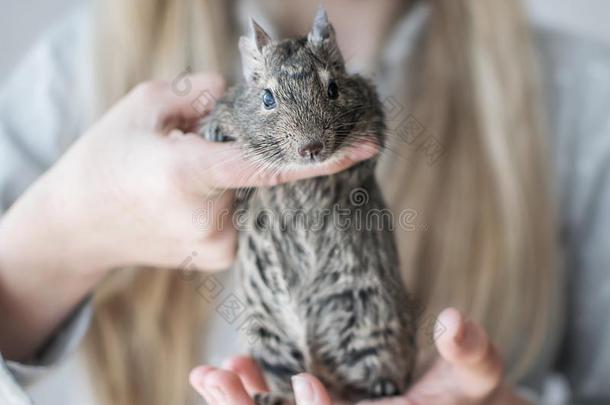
<box><xmin>538</xmin><ymin>28</ymin><xmax>610</xmax><ymax>403</ymax></box>
<box><xmin>1</xmin><ymin>4</ymin><xmax>610</xmax><ymax>405</ymax></box>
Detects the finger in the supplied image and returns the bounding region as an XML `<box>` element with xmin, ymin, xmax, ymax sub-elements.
<box><xmin>189</xmin><ymin>366</ymin><xmax>218</xmax><ymax>404</ymax></box>
<box><xmin>222</xmin><ymin>356</ymin><xmax>269</xmax><ymax>396</ymax></box>
<box><xmin>190</xmin><ymin>366</ymin><xmax>254</xmax><ymax>405</ymax></box>
<box><xmin>292</xmin><ymin>373</ymin><xmax>334</xmax><ymax>405</ymax></box>
<box><xmin>434</xmin><ymin>308</ymin><xmax>503</xmax><ymax>398</ymax></box>
<box><xmin>178</xmin><ymin>134</ymin><xmax>379</xmax><ymax>189</ymax></box>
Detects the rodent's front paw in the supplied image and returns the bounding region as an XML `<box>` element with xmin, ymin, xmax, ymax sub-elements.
<box><xmin>200</xmin><ymin>119</ymin><xmax>234</xmax><ymax>142</ymax></box>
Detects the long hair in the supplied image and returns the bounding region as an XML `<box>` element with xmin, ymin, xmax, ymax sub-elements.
<box><xmin>85</xmin><ymin>1</ymin><xmax>559</xmax><ymax>404</ymax></box>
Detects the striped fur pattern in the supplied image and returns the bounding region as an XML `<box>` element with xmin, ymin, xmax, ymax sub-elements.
<box><xmin>199</xmin><ymin>7</ymin><xmax>416</xmax><ymax>404</ymax></box>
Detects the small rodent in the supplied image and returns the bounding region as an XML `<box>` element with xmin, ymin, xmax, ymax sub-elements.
<box><xmin>199</xmin><ymin>7</ymin><xmax>417</xmax><ymax>404</ymax></box>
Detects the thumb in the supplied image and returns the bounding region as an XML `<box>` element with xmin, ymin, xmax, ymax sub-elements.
<box><xmin>292</xmin><ymin>374</ymin><xmax>334</xmax><ymax>405</ymax></box>
<box><xmin>434</xmin><ymin>308</ymin><xmax>503</xmax><ymax>398</ymax></box>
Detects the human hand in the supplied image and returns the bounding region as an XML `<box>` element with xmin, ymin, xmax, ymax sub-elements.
<box><xmin>0</xmin><ymin>73</ymin><xmax>377</xmax><ymax>360</ymax></box>
<box><xmin>40</xmin><ymin>73</ymin><xmax>379</xmax><ymax>274</ymax></box>
<box><xmin>189</xmin><ymin>308</ymin><xmax>529</xmax><ymax>405</ymax></box>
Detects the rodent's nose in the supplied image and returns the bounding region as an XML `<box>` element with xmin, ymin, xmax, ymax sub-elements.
<box><xmin>298</xmin><ymin>141</ymin><xmax>325</xmax><ymax>159</ymax></box>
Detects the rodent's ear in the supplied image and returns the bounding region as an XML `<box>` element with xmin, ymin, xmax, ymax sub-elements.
<box><xmin>251</xmin><ymin>19</ymin><xmax>272</xmax><ymax>52</ymax></box>
<box><xmin>309</xmin><ymin>5</ymin><xmax>332</xmax><ymax>44</ymax></box>
<box><xmin>239</xmin><ymin>36</ymin><xmax>264</xmax><ymax>85</ymax></box>
<box><xmin>308</xmin><ymin>5</ymin><xmax>344</xmax><ymax>68</ymax></box>
<box><xmin>238</xmin><ymin>19</ymin><xmax>271</xmax><ymax>85</ymax></box>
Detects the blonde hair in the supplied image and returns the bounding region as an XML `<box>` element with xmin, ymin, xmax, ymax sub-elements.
<box><xmin>86</xmin><ymin>1</ymin><xmax>559</xmax><ymax>404</ymax></box>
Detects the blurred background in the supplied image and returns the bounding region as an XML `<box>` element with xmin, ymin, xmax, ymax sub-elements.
<box><xmin>1</xmin><ymin>0</ymin><xmax>610</xmax><ymax>84</ymax></box>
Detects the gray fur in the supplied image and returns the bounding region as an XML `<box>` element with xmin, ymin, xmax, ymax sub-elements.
<box><xmin>199</xmin><ymin>10</ymin><xmax>416</xmax><ymax>404</ymax></box>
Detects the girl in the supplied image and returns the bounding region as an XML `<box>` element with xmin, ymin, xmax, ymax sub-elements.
<box><xmin>1</xmin><ymin>1</ymin><xmax>609</xmax><ymax>404</ymax></box>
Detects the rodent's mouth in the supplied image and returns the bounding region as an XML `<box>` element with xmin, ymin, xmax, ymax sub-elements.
<box><xmin>288</xmin><ymin>132</ymin><xmax>379</xmax><ymax>167</ymax></box>
<box><xmin>290</xmin><ymin>141</ymin><xmax>363</xmax><ymax>168</ymax></box>
<box><xmin>295</xmin><ymin>139</ymin><xmax>329</xmax><ymax>163</ymax></box>
<box><xmin>244</xmin><ymin>129</ymin><xmax>379</xmax><ymax>170</ymax></box>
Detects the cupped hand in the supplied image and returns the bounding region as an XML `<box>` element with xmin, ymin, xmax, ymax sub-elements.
<box><xmin>189</xmin><ymin>308</ymin><xmax>529</xmax><ymax>405</ymax></box>
<box><xmin>45</xmin><ymin>73</ymin><xmax>378</xmax><ymax>274</ymax></box>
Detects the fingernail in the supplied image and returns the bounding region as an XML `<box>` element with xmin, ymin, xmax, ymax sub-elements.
<box><xmin>437</xmin><ymin>308</ymin><xmax>463</xmax><ymax>345</ymax></box>
<box><xmin>190</xmin><ymin>367</ymin><xmax>213</xmax><ymax>390</ymax></box>
<box><xmin>205</xmin><ymin>383</ymin><xmax>226</xmax><ymax>403</ymax></box>
<box><xmin>292</xmin><ymin>374</ymin><xmax>314</xmax><ymax>403</ymax></box>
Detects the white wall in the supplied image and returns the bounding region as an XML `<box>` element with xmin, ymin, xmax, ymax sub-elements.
<box><xmin>1</xmin><ymin>0</ymin><xmax>609</xmax><ymax>83</ymax></box>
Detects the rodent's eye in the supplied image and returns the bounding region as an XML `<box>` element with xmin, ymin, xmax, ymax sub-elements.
<box><xmin>262</xmin><ymin>89</ymin><xmax>277</xmax><ymax>110</ymax></box>
<box><xmin>327</xmin><ymin>80</ymin><xmax>339</xmax><ymax>100</ymax></box>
